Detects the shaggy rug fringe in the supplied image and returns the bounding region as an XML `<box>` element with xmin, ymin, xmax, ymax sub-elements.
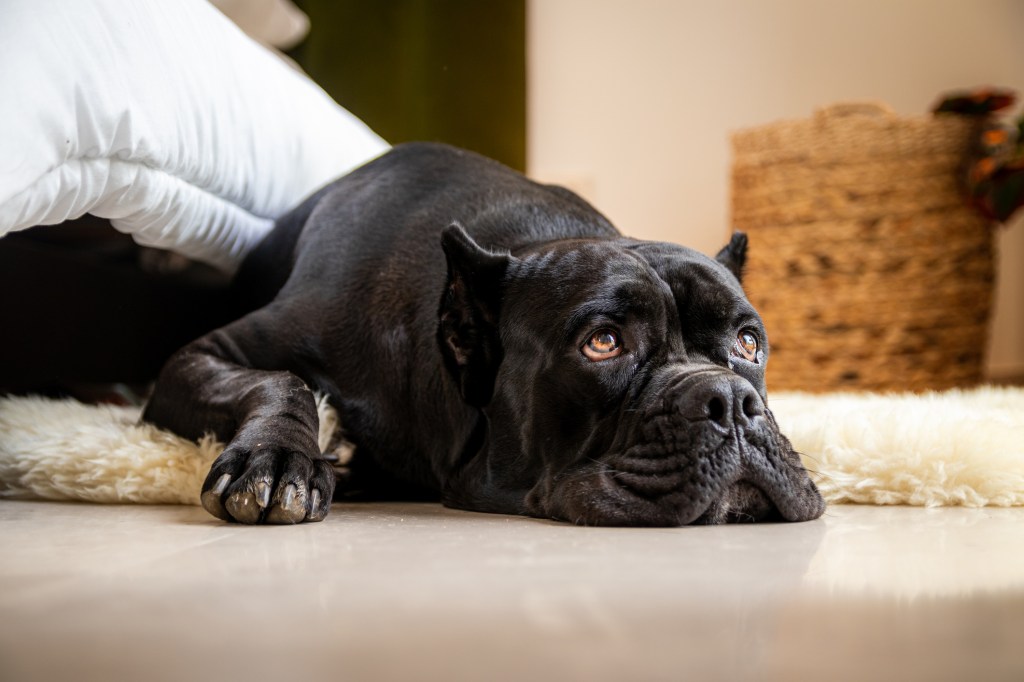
<box><xmin>0</xmin><ymin>387</ymin><xmax>1022</xmax><ymax>508</ymax></box>
<box><xmin>0</xmin><ymin>395</ymin><xmax>342</xmax><ymax>506</ymax></box>
<box><xmin>770</xmin><ymin>387</ymin><xmax>1024</xmax><ymax>507</ymax></box>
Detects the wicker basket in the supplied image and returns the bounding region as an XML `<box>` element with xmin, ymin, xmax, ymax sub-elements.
<box><xmin>731</xmin><ymin>102</ymin><xmax>996</xmax><ymax>392</ymax></box>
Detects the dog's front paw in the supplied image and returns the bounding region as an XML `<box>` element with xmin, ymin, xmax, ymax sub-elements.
<box><xmin>200</xmin><ymin>445</ymin><xmax>335</xmax><ymax>524</ymax></box>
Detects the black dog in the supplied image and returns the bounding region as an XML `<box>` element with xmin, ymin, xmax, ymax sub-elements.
<box><xmin>143</xmin><ymin>143</ymin><xmax>824</xmax><ymax>526</ymax></box>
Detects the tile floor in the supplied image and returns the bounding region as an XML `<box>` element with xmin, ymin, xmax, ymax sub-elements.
<box><xmin>1</xmin><ymin>501</ymin><xmax>1022</xmax><ymax>681</ymax></box>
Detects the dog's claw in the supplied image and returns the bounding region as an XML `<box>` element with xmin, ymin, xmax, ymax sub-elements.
<box><xmin>282</xmin><ymin>483</ymin><xmax>297</xmax><ymax>510</ymax></box>
<box><xmin>307</xmin><ymin>487</ymin><xmax>329</xmax><ymax>522</ymax></box>
<box><xmin>256</xmin><ymin>481</ymin><xmax>271</xmax><ymax>508</ymax></box>
<box><xmin>212</xmin><ymin>473</ymin><xmax>231</xmax><ymax>495</ymax></box>
<box><xmin>200</xmin><ymin>473</ymin><xmax>234</xmax><ymax>522</ymax></box>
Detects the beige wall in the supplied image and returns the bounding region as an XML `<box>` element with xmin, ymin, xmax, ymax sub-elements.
<box><xmin>527</xmin><ymin>0</ymin><xmax>1024</xmax><ymax>378</ymax></box>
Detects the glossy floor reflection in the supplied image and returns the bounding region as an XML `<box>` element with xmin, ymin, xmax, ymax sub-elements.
<box><xmin>1</xmin><ymin>501</ymin><xmax>1022</xmax><ymax>681</ymax></box>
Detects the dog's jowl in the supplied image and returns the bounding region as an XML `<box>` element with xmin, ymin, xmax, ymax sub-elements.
<box><xmin>143</xmin><ymin>143</ymin><xmax>825</xmax><ymax>526</ymax></box>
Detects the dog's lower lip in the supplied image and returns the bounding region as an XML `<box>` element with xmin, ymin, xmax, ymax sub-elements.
<box><xmin>612</xmin><ymin>468</ymin><xmax>685</xmax><ymax>499</ymax></box>
<box><xmin>601</xmin><ymin>469</ymin><xmax>717</xmax><ymax>526</ymax></box>
<box><xmin>610</xmin><ymin>466</ymin><xmax>675</xmax><ymax>499</ymax></box>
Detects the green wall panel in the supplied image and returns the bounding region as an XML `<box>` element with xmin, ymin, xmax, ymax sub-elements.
<box><xmin>291</xmin><ymin>0</ymin><xmax>526</xmax><ymax>171</ymax></box>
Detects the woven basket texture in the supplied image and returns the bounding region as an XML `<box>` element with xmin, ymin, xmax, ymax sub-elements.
<box><xmin>731</xmin><ymin>102</ymin><xmax>996</xmax><ymax>392</ymax></box>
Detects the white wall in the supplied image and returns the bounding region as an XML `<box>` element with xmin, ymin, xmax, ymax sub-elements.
<box><xmin>528</xmin><ymin>0</ymin><xmax>1024</xmax><ymax>378</ymax></box>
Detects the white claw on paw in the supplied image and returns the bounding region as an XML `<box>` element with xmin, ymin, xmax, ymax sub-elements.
<box><xmin>282</xmin><ymin>484</ymin><xmax>297</xmax><ymax>510</ymax></box>
<box><xmin>256</xmin><ymin>481</ymin><xmax>271</xmax><ymax>508</ymax></box>
<box><xmin>212</xmin><ymin>473</ymin><xmax>231</xmax><ymax>495</ymax></box>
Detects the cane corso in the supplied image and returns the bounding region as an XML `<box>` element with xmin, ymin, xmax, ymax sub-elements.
<box><xmin>143</xmin><ymin>143</ymin><xmax>825</xmax><ymax>526</ymax></box>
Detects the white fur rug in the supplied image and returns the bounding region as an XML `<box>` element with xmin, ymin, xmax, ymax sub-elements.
<box><xmin>770</xmin><ymin>388</ymin><xmax>1024</xmax><ymax>507</ymax></box>
<box><xmin>0</xmin><ymin>387</ymin><xmax>1022</xmax><ymax>508</ymax></box>
<box><xmin>0</xmin><ymin>394</ymin><xmax>345</xmax><ymax>506</ymax></box>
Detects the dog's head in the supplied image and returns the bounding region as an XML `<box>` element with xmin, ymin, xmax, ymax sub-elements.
<box><xmin>438</xmin><ymin>224</ymin><xmax>824</xmax><ymax>526</ymax></box>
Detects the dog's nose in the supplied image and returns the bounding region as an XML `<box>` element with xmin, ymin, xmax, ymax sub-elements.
<box><xmin>676</xmin><ymin>372</ymin><xmax>764</xmax><ymax>429</ymax></box>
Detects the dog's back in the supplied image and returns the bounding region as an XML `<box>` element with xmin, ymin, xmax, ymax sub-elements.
<box><xmin>235</xmin><ymin>143</ymin><xmax>616</xmax><ymax>308</ymax></box>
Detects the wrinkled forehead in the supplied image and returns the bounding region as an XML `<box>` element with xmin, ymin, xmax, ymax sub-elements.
<box><xmin>626</xmin><ymin>241</ymin><xmax>742</xmax><ymax>293</ymax></box>
<box><xmin>624</xmin><ymin>241</ymin><xmax>754</xmax><ymax>318</ymax></box>
<box><xmin>509</xmin><ymin>239</ymin><xmax>659</xmax><ymax>290</ymax></box>
<box><xmin>504</xmin><ymin>239</ymin><xmax>672</xmax><ymax>334</ymax></box>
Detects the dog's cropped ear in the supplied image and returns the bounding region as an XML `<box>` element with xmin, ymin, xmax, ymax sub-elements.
<box><xmin>438</xmin><ymin>222</ymin><xmax>511</xmax><ymax>407</ymax></box>
<box><xmin>715</xmin><ymin>231</ymin><xmax>748</xmax><ymax>283</ymax></box>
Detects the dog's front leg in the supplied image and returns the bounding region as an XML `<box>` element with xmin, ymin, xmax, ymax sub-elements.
<box><xmin>143</xmin><ymin>312</ymin><xmax>334</xmax><ymax>524</ymax></box>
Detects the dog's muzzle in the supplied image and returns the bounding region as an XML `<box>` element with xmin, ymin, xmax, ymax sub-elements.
<box><xmin>543</xmin><ymin>366</ymin><xmax>825</xmax><ymax>526</ymax></box>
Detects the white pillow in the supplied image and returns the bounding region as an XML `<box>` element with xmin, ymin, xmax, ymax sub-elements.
<box><xmin>0</xmin><ymin>0</ymin><xmax>389</xmax><ymax>272</ymax></box>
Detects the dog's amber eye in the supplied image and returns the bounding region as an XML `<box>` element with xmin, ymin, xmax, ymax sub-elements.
<box><xmin>734</xmin><ymin>330</ymin><xmax>759</xmax><ymax>362</ymax></box>
<box><xmin>582</xmin><ymin>329</ymin><xmax>622</xmax><ymax>361</ymax></box>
